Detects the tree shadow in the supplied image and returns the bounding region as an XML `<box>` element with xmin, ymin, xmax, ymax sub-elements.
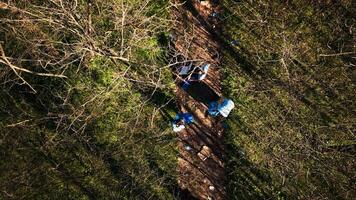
<box><xmin>176</xmin><ymin>149</ymin><xmax>226</xmax><ymax>199</ymax></box>
<box><xmin>101</xmin><ymin>154</ymin><xmax>161</xmax><ymax>199</ymax></box>
<box><xmin>184</xmin><ymin>81</ymin><xmax>220</xmax><ymax>105</ymax></box>
<box><xmin>182</xmin><ymin>1</ymin><xmax>355</xmax><ymax>199</ymax></box>
<box><xmin>223</xmin><ymin>117</ymin><xmax>288</xmax><ymax>200</ymax></box>
<box><xmin>219</xmin><ymin>2</ymin><xmax>355</xmax><ymax>126</ymax></box>
<box><xmin>145</xmin><ymin>152</ymin><xmax>199</xmax><ymax>200</ymax></box>
<box><xmin>214</xmin><ymin>3</ymin><xmax>352</xmax><ymax>138</ymax></box>
<box><xmin>189</xmin><ymin>122</ymin><xmax>226</xmax><ymax>158</ymax></box>
<box><xmin>182</xmin><ymin>0</ymin><xmax>256</xmax><ymax>75</ymax></box>
<box><xmin>133</xmin><ymin>84</ymin><xmax>178</xmax><ymax>122</ymax></box>
<box><xmin>178</xmin><ymin>3</ymin><xmax>282</xmax><ymax>199</ymax></box>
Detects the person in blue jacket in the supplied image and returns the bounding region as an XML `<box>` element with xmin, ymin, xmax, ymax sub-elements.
<box><xmin>208</xmin><ymin>98</ymin><xmax>235</xmax><ymax>118</ymax></box>
<box><xmin>172</xmin><ymin>112</ymin><xmax>194</xmax><ymax>132</ymax></box>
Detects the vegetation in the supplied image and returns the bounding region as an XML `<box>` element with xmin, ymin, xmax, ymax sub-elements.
<box><xmin>0</xmin><ymin>0</ymin><xmax>179</xmax><ymax>199</ymax></box>
<box><xmin>220</xmin><ymin>1</ymin><xmax>355</xmax><ymax>199</ymax></box>
<box><xmin>0</xmin><ymin>0</ymin><xmax>355</xmax><ymax>200</ymax></box>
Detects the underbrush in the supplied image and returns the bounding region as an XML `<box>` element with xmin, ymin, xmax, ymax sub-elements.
<box><xmin>0</xmin><ymin>0</ymin><xmax>181</xmax><ymax>199</ymax></box>
<box><xmin>220</xmin><ymin>1</ymin><xmax>355</xmax><ymax>199</ymax></box>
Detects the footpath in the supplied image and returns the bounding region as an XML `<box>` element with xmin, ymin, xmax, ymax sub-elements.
<box><xmin>170</xmin><ymin>1</ymin><xmax>226</xmax><ymax>199</ymax></box>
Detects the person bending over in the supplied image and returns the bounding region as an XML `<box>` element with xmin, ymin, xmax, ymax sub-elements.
<box><xmin>172</xmin><ymin>112</ymin><xmax>194</xmax><ymax>132</ymax></box>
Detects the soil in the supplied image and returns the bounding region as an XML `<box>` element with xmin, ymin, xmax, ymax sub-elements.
<box><xmin>171</xmin><ymin>1</ymin><xmax>226</xmax><ymax>199</ymax></box>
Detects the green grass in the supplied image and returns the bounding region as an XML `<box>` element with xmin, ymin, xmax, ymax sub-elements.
<box><xmin>1</xmin><ymin>0</ymin><xmax>354</xmax><ymax>199</ymax></box>
<box><xmin>0</xmin><ymin>0</ymin><xmax>180</xmax><ymax>199</ymax></box>
<box><xmin>221</xmin><ymin>1</ymin><xmax>355</xmax><ymax>199</ymax></box>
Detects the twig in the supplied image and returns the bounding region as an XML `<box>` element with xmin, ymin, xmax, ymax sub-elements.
<box><xmin>319</xmin><ymin>52</ymin><xmax>355</xmax><ymax>57</ymax></box>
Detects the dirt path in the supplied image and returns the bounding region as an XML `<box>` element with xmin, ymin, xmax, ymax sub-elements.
<box><xmin>171</xmin><ymin>1</ymin><xmax>226</xmax><ymax>199</ymax></box>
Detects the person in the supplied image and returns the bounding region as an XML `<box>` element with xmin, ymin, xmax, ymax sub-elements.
<box><xmin>172</xmin><ymin>112</ymin><xmax>194</xmax><ymax>132</ymax></box>
<box><xmin>189</xmin><ymin>63</ymin><xmax>210</xmax><ymax>82</ymax></box>
<box><xmin>217</xmin><ymin>98</ymin><xmax>235</xmax><ymax>117</ymax></box>
<box><xmin>178</xmin><ymin>63</ymin><xmax>193</xmax><ymax>76</ymax></box>
<box><xmin>181</xmin><ymin>80</ymin><xmax>191</xmax><ymax>90</ymax></box>
<box><xmin>178</xmin><ymin>63</ymin><xmax>210</xmax><ymax>90</ymax></box>
<box><xmin>208</xmin><ymin>98</ymin><xmax>235</xmax><ymax>117</ymax></box>
<box><xmin>179</xmin><ymin>63</ymin><xmax>210</xmax><ymax>81</ymax></box>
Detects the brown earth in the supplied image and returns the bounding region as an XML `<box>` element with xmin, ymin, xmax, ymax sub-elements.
<box><xmin>170</xmin><ymin>1</ymin><xmax>226</xmax><ymax>199</ymax></box>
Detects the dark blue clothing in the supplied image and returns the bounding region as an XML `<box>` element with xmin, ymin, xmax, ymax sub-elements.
<box><xmin>208</xmin><ymin>101</ymin><xmax>220</xmax><ymax>116</ymax></box>
<box><xmin>181</xmin><ymin>81</ymin><xmax>191</xmax><ymax>90</ymax></box>
<box><xmin>174</xmin><ymin>113</ymin><xmax>194</xmax><ymax>124</ymax></box>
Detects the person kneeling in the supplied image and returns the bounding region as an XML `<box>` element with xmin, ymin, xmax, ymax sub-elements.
<box><xmin>208</xmin><ymin>98</ymin><xmax>235</xmax><ymax>118</ymax></box>
<box><xmin>172</xmin><ymin>112</ymin><xmax>194</xmax><ymax>132</ymax></box>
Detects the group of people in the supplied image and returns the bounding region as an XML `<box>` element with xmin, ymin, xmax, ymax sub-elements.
<box><xmin>171</xmin><ymin>1</ymin><xmax>231</xmax><ymax>198</ymax></box>
<box><xmin>172</xmin><ymin>62</ymin><xmax>235</xmax><ymax>132</ymax></box>
<box><xmin>171</xmin><ymin>61</ymin><xmax>234</xmax><ymax>199</ymax></box>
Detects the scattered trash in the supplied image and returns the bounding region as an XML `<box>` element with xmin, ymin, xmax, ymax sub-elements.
<box><xmin>217</xmin><ymin>129</ymin><xmax>223</xmax><ymax>137</ymax></box>
<box><xmin>211</xmin><ymin>12</ymin><xmax>219</xmax><ymax>18</ymax></box>
<box><xmin>231</xmin><ymin>40</ymin><xmax>240</xmax><ymax>46</ymax></box>
<box><xmin>200</xmin><ymin>0</ymin><xmax>210</xmax><ymax>7</ymax></box>
<box><xmin>197</xmin><ymin>145</ymin><xmax>212</xmax><ymax>161</ymax></box>
<box><xmin>168</xmin><ymin>33</ymin><xmax>176</xmax><ymax>42</ymax></box>
<box><xmin>239</xmin><ymin>150</ymin><xmax>245</xmax><ymax>156</ymax></box>
<box><xmin>184</xmin><ymin>144</ymin><xmax>192</xmax><ymax>151</ymax></box>
<box><xmin>172</xmin><ymin>120</ymin><xmax>185</xmax><ymax>132</ymax></box>
<box><xmin>170</xmin><ymin>3</ymin><xmax>236</xmax><ymax>198</ymax></box>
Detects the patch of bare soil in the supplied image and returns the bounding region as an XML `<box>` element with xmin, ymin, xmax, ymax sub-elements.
<box><xmin>171</xmin><ymin>1</ymin><xmax>226</xmax><ymax>199</ymax></box>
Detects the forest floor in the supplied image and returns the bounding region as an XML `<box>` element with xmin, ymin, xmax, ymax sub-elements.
<box><xmin>171</xmin><ymin>1</ymin><xmax>226</xmax><ymax>199</ymax></box>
